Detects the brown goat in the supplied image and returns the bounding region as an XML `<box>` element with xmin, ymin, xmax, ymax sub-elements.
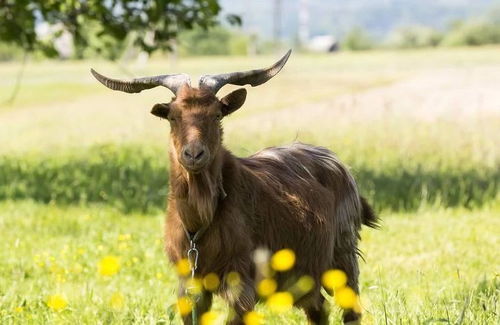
<box><xmin>91</xmin><ymin>50</ymin><xmax>378</xmax><ymax>324</ymax></box>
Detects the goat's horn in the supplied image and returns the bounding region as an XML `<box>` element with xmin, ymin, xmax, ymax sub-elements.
<box><xmin>90</xmin><ymin>69</ymin><xmax>191</xmax><ymax>94</ymax></box>
<box><xmin>199</xmin><ymin>49</ymin><xmax>291</xmax><ymax>94</ymax></box>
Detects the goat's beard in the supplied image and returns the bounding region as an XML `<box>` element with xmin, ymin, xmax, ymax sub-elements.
<box><xmin>186</xmin><ymin>168</ymin><xmax>218</xmax><ymax>225</ymax></box>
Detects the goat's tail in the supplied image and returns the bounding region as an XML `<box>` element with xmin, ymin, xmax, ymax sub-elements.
<box><xmin>360</xmin><ymin>196</ymin><xmax>379</xmax><ymax>228</ymax></box>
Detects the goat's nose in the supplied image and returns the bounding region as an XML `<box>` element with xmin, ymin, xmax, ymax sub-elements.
<box><xmin>182</xmin><ymin>144</ymin><xmax>207</xmax><ymax>165</ymax></box>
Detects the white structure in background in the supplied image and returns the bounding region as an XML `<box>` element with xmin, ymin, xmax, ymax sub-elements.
<box><xmin>36</xmin><ymin>22</ymin><xmax>74</xmax><ymax>58</ymax></box>
<box><xmin>299</xmin><ymin>0</ymin><xmax>338</xmax><ymax>53</ymax></box>
<box><xmin>306</xmin><ymin>35</ymin><xmax>339</xmax><ymax>52</ymax></box>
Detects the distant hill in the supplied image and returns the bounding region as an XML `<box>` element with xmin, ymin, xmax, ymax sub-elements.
<box><xmin>220</xmin><ymin>0</ymin><xmax>500</xmax><ymax>40</ymax></box>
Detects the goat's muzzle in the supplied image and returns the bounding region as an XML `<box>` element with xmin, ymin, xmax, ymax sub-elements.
<box><xmin>180</xmin><ymin>142</ymin><xmax>210</xmax><ymax>173</ymax></box>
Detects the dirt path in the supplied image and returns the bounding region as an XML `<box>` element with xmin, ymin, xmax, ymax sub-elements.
<box><xmin>226</xmin><ymin>66</ymin><xmax>500</xmax><ymax>135</ymax></box>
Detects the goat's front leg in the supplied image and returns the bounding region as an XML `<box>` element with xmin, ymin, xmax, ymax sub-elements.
<box><xmin>178</xmin><ymin>282</ymin><xmax>213</xmax><ymax>325</ymax></box>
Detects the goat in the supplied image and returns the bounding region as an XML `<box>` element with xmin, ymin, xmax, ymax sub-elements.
<box><xmin>91</xmin><ymin>50</ymin><xmax>378</xmax><ymax>324</ymax></box>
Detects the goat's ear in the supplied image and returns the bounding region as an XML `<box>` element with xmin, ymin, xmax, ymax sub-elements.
<box><xmin>151</xmin><ymin>103</ymin><xmax>170</xmax><ymax>119</ymax></box>
<box><xmin>220</xmin><ymin>88</ymin><xmax>247</xmax><ymax>116</ymax></box>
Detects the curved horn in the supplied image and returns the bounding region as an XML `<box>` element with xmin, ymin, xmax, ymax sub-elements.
<box><xmin>90</xmin><ymin>69</ymin><xmax>191</xmax><ymax>94</ymax></box>
<box><xmin>199</xmin><ymin>49</ymin><xmax>291</xmax><ymax>94</ymax></box>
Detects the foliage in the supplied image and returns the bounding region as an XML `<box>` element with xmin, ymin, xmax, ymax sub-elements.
<box><xmin>0</xmin><ymin>42</ymin><xmax>23</xmax><ymax>62</ymax></box>
<box><xmin>0</xmin><ymin>145</ymin><xmax>168</xmax><ymax>213</ymax></box>
<box><xmin>441</xmin><ymin>19</ymin><xmax>500</xmax><ymax>47</ymax></box>
<box><xmin>386</xmin><ymin>25</ymin><xmax>443</xmax><ymax>48</ymax></box>
<box><xmin>342</xmin><ymin>27</ymin><xmax>373</xmax><ymax>51</ymax></box>
<box><xmin>178</xmin><ymin>26</ymin><xmax>248</xmax><ymax>56</ymax></box>
<box><xmin>0</xmin><ymin>0</ymin><xmax>236</xmax><ymax>57</ymax></box>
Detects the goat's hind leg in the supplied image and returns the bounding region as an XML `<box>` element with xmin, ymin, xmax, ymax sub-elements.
<box><xmin>226</xmin><ymin>281</ymin><xmax>256</xmax><ymax>325</ymax></box>
<box><xmin>333</xmin><ymin>251</ymin><xmax>362</xmax><ymax>324</ymax></box>
<box><xmin>296</xmin><ymin>288</ymin><xmax>329</xmax><ymax>325</ymax></box>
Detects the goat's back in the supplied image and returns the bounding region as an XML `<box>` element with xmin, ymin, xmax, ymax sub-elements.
<box><xmin>237</xmin><ymin>143</ymin><xmax>363</xmax><ymax>277</ymax></box>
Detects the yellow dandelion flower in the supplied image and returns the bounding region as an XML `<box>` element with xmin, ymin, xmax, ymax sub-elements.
<box><xmin>14</xmin><ymin>306</ymin><xmax>23</xmax><ymax>313</ymax></box>
<box><xmin>243</xmin><ymin>311</ymin><xmax>264</xmax><ymax>325</ymax></box>
<box><xmin>118</xmin><ymin>242</ymin><xmax>128</xmax><ymax>251</ymax></box>
<box><xmin>257</xmin><ymin>278</ymin><xmax>277</xmax><ymax>297</ymax></box>
<box><xmin>176</xmin><ymin>258</ymin><xmax>191</xmax><ymax>277</ymax></box>
<box><xmin>334</xmin><ymin>286</ymin><xmax>357</xmax><ymax>309</ymax></box>
<box><xmin>177</xmin><ymin>296</ymin><xmax>193</xmax><ymax>316</ymax></box>
<box><xmin>353</xmin><ymin>299</ymin><xmax>363</xmax><ymax>314</ymax></box>
<box><xmin>98</xmin><ymin>256</ymin><xmax>120</xmax><ymax>276</ymax></box>
<box><xmin>203</xmin><ymin>273</ymin><xmax>220</xmax><ymax>292</ymax></box>
<box><xmin>156</xmin><ymin>272</ymin><xmax>163</xmax><ymax>280</ymax></box>
<box><xmin>118</xmin><ymin>234</ymin><xmax>131</xmax><ymax>241</ymax></box>
<box><xmin>266</xmin><ymin>292</ymin><xmax>294</xmax><ymax>313</ymax></box>
<box><xmin>132</xmin><ymin>257</ymin><xmax>139</xmax><ymax>264</ymax></box>
<box><xmin>271</xmin><ymin>249</ymin><xmax>295</xmax><ymax>272</ymax></box>
<box><xmin>322</xmin><ymin>269</ymin><xmax>347</xmax><ymax>290</ymax></box>
<box><xmin>186</xmin><ymin>277</ymin><xmax>203</xmax><ymax>296</ymax></box>
<box><xmin>46</xmin><ymin>294</ymin><xmax>67</xmax><ymax>312</ymax></box>
<box><xmin>296</xmin><ymin>275</ymin><xmax>315</xmax><ymax>293</ymax></box>
<box><xmin>201</xmin><ymin>310</ymin><xmax>219</xmax><ymax>325</ymax></box>
<box><xmin>110</xmin><ymin>292</ymin><xmax>125</xmax><ymax>310</ymax></box>
<box><xmin>227</xmin><ymin>272</ymin><xmax>241</xmax><ymax>287</ymax></box>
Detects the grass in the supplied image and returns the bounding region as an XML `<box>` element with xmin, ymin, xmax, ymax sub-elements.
<box><xmin>0</xmin><ymin>143</ymin><xmax>497</xmax><ymax>213</ymax></box>
<box><xmin>0</xmin><ymin>201</ymin><xmax>497</xmax><ymax>324</ymax></box>
<box><xmin>0</xmin><ymin>47</ymin><xmax>499</xmax><ymax>323</ymax></box>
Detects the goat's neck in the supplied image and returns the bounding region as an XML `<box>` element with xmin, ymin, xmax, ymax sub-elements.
<box><xmin>169</xmin><ymin>148</ymin><xmax>226</xmax><ymax>232</ymax></box>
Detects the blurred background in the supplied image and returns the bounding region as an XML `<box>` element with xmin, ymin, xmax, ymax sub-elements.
<box><xmin>0</xmin><ymin>0</ymin><xmax>498</xmax><ymax>324</ymax></box>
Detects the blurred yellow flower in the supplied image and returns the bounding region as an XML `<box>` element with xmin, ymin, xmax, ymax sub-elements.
<box><xmin>14</xmin><ymin>306</ymin><xmax>23</xmax><ymax>313</ymax></box>
<box><xmin>118</xmin><ymin>233</ymin><xmax>131</xmax><ymax>241</ymax></box>
<box><xmin>243</xmin><ymin>311</ymin><xmax>264</xmax><ymax>325</ymax></box>
<box><xmin>156</xmin><ymin>272</ymin><xmax>163</xmax><ymax>280</ymax></box>
<box><xmin>257</xmin><ymin>278</ymin><xmax>277</xmax><ymax>297</ymax></box>
<box><xmin>176</xmin><ymin>258</ymin><xmax>191</xmax><ymax>277</ymax></box>
<box><xmin>322</xmin><ymin>269</ymin><xmax>347</xmax><ymax>290</ymax></box>
<box><xmin>201</xmin><ymin>311</ymin><xmax>219</xmax><ymax>325</ymax></box>
<box><xmin>110</xmin><ymin>292</ymin><xmax>125</xmax><ymax>310</ymax></box>
<box><xmin>186</xmin><ymin>277</ymin><xmax>203</xmax><ymax>296</ymax></box>
<box><xmin>334</xmin><ymin>286</ymin><xmax>357</xmax><ymax>309</ymax></box>
<box><xmin>177</xmin><ymin>296</ymin><xmax>192</xmax><ymax>316</ymax></box>
<box><xmin>296</xmin><ymin>275</ymin><xmax>315</xmax><ymax>293</ymax></box>
<box><xmin>203</xmin><ymin>273</ymin><xmax>220</xmax><ymax>292</ymax></box>
<box><xmin>227</xmin><ymin>272</ymin><xmax>241</xmax><ymax>287</ymax></box>
<box><xmin>98</xmin><ymin>256</ymin><xmax>120</xmax><ymax>276</ymax></box>
<box><xmin>266</xmin><ymin>292</ymin><xmax>294</xmax><ymax>313</ymax></box>
<box><xmin>46</xmin><ymin>294</ymin><xmax>67</xmax><ymax>312</ymax></box>
<box><xmin>271</xmin><ymin>249</ymin><xmax>295</xmax><ymax>271</ymax></box>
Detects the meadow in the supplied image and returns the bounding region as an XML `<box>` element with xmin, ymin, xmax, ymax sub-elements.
<box><xmin>0</xmin><ymin>47</ymin><xmax>499</xmax><ymax>324</ymax></box>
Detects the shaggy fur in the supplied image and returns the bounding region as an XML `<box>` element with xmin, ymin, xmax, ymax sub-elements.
<box><xmin>161</xmin><ymin>86</ymin><xmax>378</xmax><ymax>324</ymax></box>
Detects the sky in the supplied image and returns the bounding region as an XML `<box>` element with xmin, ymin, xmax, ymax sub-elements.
<box><xmin>220</xmin><ymin>0</ymin><xmax>500</xmax><ymax>41</ymax></box>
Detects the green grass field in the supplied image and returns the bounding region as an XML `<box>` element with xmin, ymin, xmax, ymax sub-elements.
<box><xmin>0</xmin><ymin>47</ymin><xmax>499</xmax><ymax>324</ymax></box>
